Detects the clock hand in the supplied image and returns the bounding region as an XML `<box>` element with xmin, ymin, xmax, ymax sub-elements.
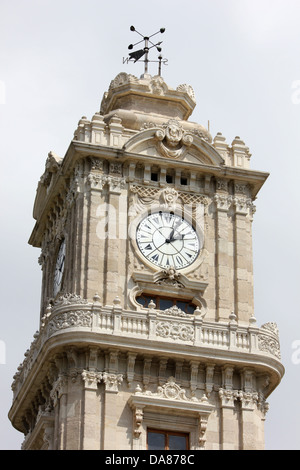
<box><xmin>166</xmin><ymin>219</ymin><xmax>182</xmax><ymax>243</ymax></box>
<box><xmin>170</xmin><ymin>234</ymin><xmax>185</xmax><ymax>241</ymax></box>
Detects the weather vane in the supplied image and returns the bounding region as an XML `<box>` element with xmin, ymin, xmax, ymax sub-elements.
<box><xmin>123</xmin><ymin>26</ymin><xmax>168</xmax><ymax>76</ymax></box>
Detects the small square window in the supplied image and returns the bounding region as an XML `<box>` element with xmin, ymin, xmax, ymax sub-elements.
<box><xmin>151</xmin><ymin>172</ymin><xmax>158</xmax><ymax>182</ymax></box>
<box><xmin>166</xmin><ymin>174</ymin><xmax>173</xmax><ymax>184</ymax></box>
<box><xmin>180</xmin><ymin>177</ymin><xmax>188</xmax><ymax>185</ymax></box>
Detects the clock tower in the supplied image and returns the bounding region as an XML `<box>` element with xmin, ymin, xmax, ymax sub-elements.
<box><xmin>9</xmin><ymin>71</ymin><xmax>284</xmax><ymax>450</ymax></box>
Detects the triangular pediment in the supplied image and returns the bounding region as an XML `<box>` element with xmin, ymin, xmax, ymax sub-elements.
<box><xmin>123</xmin><ymin>122</ymin><xmax>225</xmax><ymax>167</ymax></box>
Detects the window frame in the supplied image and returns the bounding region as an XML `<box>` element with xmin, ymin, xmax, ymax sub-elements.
<box><xmin>136</xmin><ymin>293</ymin><xmax>196</xmax><ymax>314</ymax></box>
<box><xmin>147</xmin><ymin>428</ymin><xmax>189</xmax><ymax>450</ymax></box>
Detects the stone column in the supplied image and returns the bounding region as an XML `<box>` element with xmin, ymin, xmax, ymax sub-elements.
<box><xmin>232</xmin><ymin>194</ymin><xmax>252</xmax><ymax>321</ymax></box>
<box><xmin>50</xmin><ymin>374</ymin><xmax>68</xmax><ymax>450</ymax></box>
<box><xmin>81</xmin><ymin>370</ymin><xmax>102</xmax><ymax>449</ymax></box>
<box><xmin>218</xmin><ymin>365</ymin><xmax>238</xmax><ymax>450</ymax></box>
<box><xmin>104</xmin><ymin>170</ymin><xmax>126</xmax><ymax>305</ymax></box>
<box><xmin>239</xmin><ymin>368</ymin><xmax>262</xmax><ymax>450</ymax></box>
<box><xmin>214</xmin><ymin>182</ymin><xmax>232</xmax><ymax>321</ymax></box>
<box><xmin>102</xmin><ymin>373</ymin><xmax>124</xmax><ymax>449</ymax></box>
<box><xmin>85</xmin><ymin>158</ymin><xmax>106</xmax><ymax>300</ymax></box>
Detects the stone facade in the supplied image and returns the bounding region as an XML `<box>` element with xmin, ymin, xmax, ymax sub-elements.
<box><xmin>8</xmin><ymin>72</ymin><xmax>284</xmax><ymax>450</ymax></box>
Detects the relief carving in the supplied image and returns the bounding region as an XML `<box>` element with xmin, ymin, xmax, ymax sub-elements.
<box><xmin>154</xmin><ymin>119</ymin><xmax>193</xmax><ymax>159</ymax></box>
<box><xmin>156</xmin><ymin>321</ymin><xmax>194</xmax><ymax>341</ymax></box>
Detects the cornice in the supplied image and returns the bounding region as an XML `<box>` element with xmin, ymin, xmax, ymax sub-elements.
<box><xmin>9</xmin><ymin>294</ymin><xmax>284</xmax><ymax>433</ymax></box>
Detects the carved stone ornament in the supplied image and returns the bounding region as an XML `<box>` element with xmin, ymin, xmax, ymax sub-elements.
<box><xmin>87</xmin><ymin>173</ymin><xmax>126</xmax><ymax>193</ymax></box>
<box><xmin>157</xmin><ymin>377</ymin><xmax>188</xmax><ymax>401</ymax></box>
<box><xmin>176</xmin><ymin>83</ymin><xmax>196</xmax><ymax>101</ymax></box>
<box><xmin>134</xmin><ymin>377</ymin><xmax>189</xmax><ymax>401</ymax></box>
<box><xmin>53</xmin><ymin>293</ymin><xmax>89</xmax><ymax>306</ymax></box>
<box><xmin>102</xmin><ymin>372</ymin><xmax>123</xmax><ymax>392</ymax></box>
<box><xmin>130</xmin><ymin>378</ymin><xmax>212</xmax><ymax>449</ymax></box>
<box><xmin>149</xmin><ymin>76</ymin><xmax>168</xmax><ymax>96</ymax></box>
<box><xmin>81</xmin><ymin>370</ymin><xmax>102</xmax><ymax>390</ymax></box>
<box><xmin>258</xmin><ymin>333</ymin><xmax>281</xmax><ymax>359</ymax></box>
<box><xmin>160</xmin><ymin>305</ymin><xmax>187</xmax><ymax>318</ymax></box>
<box><xmin>155</xmin><ymin>266</ymin><xmax>184</xmax><ymax>288</ymax></box>
<box><xmin>261</xmin><ymin>322</ymin><xmax>279</xmax><ymax>337</ymax></box>
<box><xmin>155</xmin><ymin>119</ymin><xmax>193</xmax><ymax>159</ymax></box>
<box><xmin>47</xmin><ymin>310</ymin><xmax>93</xmax><ymax>335</ymax></box>
<box><xmin>109</xmin><ymin>72</ymin><xmax>139</xmax><ymax>90</ymax></box>
<box><xmin>159</xmin><ymin>187</ymin><xmax>179</xmax><ymax>209</ymax></box>
<box><xmin>156</xmin><ymin>321</ymin><xmax>194</xmax><ymax>342</ymax></box>
<box><xmin>129</xmin><ymin>184</ymin><xmax>208</xmax><ymax>218</ymax></box>
<box><xmin>133</xmin><ymin>407</ymin><xmax>144</xmax><ymax>438</ymax></box>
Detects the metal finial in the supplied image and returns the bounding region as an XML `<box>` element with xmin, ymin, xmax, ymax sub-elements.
<box><xmin>123</xmin><ymin>26</ymin><xmax>168</xmax><ymax>76</ymax></box>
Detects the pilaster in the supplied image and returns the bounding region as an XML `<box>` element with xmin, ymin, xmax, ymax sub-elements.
<box><xmin>218</xmin><ymin>365</ymin><xmax>238</xmax><ymax>450</ymax></box>
<box><xmin>81</xmin><ymin>370</ymin><xmax>102</xmax><ymax>449</ymax></box>
<box><xmin>214</xmin><ymin>181</ymin><xmax>232</xmax><ymax>321</ymax></box>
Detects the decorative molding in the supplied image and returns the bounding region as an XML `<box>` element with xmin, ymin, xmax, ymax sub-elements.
<box><xmin>156</xmin><ymin>321</ymin><xmax>194</xmax><ymax>342</ymax></box>
<box><xmin>155</xmin><ymin>266</ymin><xmax>184</xmax><ymax>288</ymax></box>
<box><xmin>160</xmin><ymin>305</ymin><xmax>187</xmax><ymax>318</ymax></box>
<box><xmin>159</xmin><ymin>187</ymin><xmax>179</xmax><ymax>210</ymax></box>
<box><xmin>129</xmin><ymin>377</ymin><xmax>213</xmax><ymax>449</ymax></box>
<box><xmin>47</xmin><ymin>310</ymin><xmax>92</xmax><ymax>335</ymax></box>
<box><xmin>261</xmin><ymin>322</ymin><xmax>279</xmax><ymax>337</ymax></box>
<box><xmin>53</xmin><ymin>293</ymin><xmax>89</xmax><ymax>306</ymax></box>
<box><xmin>133</xmin><ymin>407</ymin><xmax>144</xmax><ymax>438</ymax></box>
<box><xmin>134</xmin><ymin>377</ymin><xmax>208</xmax><ymax>404</ymax></box>
<box><xmin>176</xmin><ymin>84</ymin><xmax>196</xmax><ymax>101</ymax></box>
<box><xmin>129</xmin><ymin>184</ymin><xmax>208</xmax><ymax>219</ymax></box>
<box><xmin>87</xmin><ymin>173</ymin><xmax>126</xmax><ymax>193</ymax></box>
<box><xmin>258</xmin><ymin>332</ymin><xmax>281</xmax><ymax>359</ymax></box>
<box><xmin>102</xmin><ymin>372</ymin><xmax>123</xmax><ymax>392</ymax></box>
<box><xmin>81</xmin><ymin>370</ymin><xmax>102</xmax><ymax>390</ymax></box>
<box><xmin>218</xmin><ymin>388</ymin><xmax>239</xmax><ymax>408</ymax></box>
<box><xmin>11</xmin><ymin>297</ymin><xmax>283</xmax><ymax>402</ymax></box>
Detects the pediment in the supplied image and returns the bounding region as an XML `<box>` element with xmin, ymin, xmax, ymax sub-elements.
<box><xmin>123</xmin><ymin>121</ymin><xmax>225</xmax><ymax>167</ymax></box>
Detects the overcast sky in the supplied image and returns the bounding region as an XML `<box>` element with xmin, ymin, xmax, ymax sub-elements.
<box><xmin>1</xmin><ymin>0</ymin><xmax>300</xmax><ymax>450</ymax></box>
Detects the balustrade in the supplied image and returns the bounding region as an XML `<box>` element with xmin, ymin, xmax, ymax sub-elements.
<box><xmin>11</xmin><ymin>296</ymin><xmax>281</xmax><ymax>401</ymax></box>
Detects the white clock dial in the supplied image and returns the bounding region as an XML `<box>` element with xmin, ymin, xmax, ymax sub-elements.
<box><xmin>136</xmin><ymin>212</ymin><xmax>200</xmax><ymax>270</ymax></box>
<box><xmin>53</xmin><ymin>240</ymin><xmax>66</xmax><ymax>297</ymax></box>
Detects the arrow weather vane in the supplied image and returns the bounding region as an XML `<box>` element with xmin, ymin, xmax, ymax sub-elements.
<box><xmin>123</xmin><ymin>26</ymin><xmax>168</xmax><ymax>76</ymax></box>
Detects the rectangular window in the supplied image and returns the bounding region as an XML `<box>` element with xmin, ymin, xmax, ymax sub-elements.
<box><xmin>147</xmin><ymin>429</ymin><xmax>189</xmax><ymax>450</ymax></box>
<box><xmin>180</xmin><ymin>176</ymin><xmax>188</xmax><ymax>186</ymax></box>
<box><xmin>136</xmin><ymin>294</ymin><xmax>196</xmax><ymax>314</ymax></box>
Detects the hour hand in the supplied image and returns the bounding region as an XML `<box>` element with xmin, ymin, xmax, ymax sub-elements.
<box><xmin>170</xmin><ymin>233</ymin><xmax>185</xmax><ymax>242</ymax></box>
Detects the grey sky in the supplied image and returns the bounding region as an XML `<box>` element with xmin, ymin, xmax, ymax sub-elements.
<box><xmin>0</xmin><ymin>0</ymin><xmax>299</xmax><ymax>450</ymax></box>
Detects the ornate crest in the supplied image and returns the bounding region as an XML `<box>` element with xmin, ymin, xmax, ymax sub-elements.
<box><xmin>155</xmin><ymin>119</ymin><xmax>193</xmax><ymax>159</ymax></box>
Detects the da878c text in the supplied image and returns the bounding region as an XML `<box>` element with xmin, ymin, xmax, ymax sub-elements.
<box><xmin>148</xmin><ymin>454</ymin><xmax>195</xmax><ymax>465</ymax></box>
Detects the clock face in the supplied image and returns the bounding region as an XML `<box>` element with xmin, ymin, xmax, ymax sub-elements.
<box><xmin>136</xmin><ymin>212</ymin><xmax>200</xmax><ymax>270</ymax></box>
<box><xmin>53</xmin><ymin>240</ymin><xmax>66</xmax><ymax>297</ymax></box>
